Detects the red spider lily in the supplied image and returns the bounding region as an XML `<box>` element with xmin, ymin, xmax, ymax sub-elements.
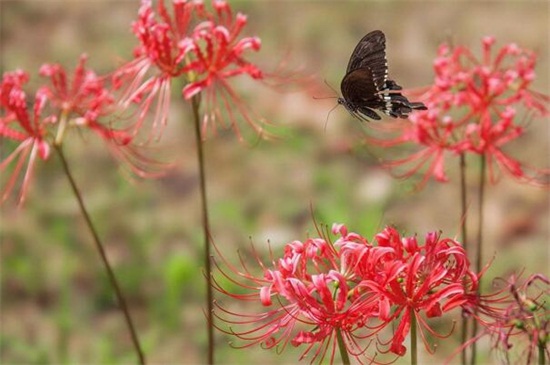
<box><xmin>367</xmin><ymin>37</ymin><xmax>550</xmax><ymax>187</ymax></box>
<box><xmin>114</xmin><ymin>0</ymin><xmax>270</xmax><ymax>142</ymax></box>
<box><xmin>212</xmin><ymin>226</ymin><xmax>387</xmax><ymax>365</ymax></box>
<box><xmin>39</xmin><ymin>55</ymin><xmax>168</xmax><ymax>178</ymax></box>
<box><xmin>1</xmin><ymin>57</ymin><xmax>168</xmax><ymax>205</ymax></box>
<box><xmin>358</xmin><ymin>228</ymin><xmax>470</xmax><ymax>356</ymax></box>
<box><xmin>113</xmin><ymin>0</ymin><xmax>198</xmax><ymax>141</ymax></box>
<box><xmin>0</xmin><ymin>70</ymin><xmax>55</xmax><ymax>205</ymax></box>
<box><xmin>180</xmin><ymin>0</ymin><xmax>265</xmax><ymax>140</ymax></box>
<box><xmin>213</xmin><ymin>223</ymin><xmax>479</xmax><ymax>364</ymax></box>
<box><xmin>39</xmin><ymin>54</ymin><xmax>128</xmax><ymax>143</ymax></box>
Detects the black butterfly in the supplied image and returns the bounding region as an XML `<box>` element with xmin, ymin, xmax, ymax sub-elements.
<box><xmin>338</xmin><ymin>30</ymin><xmax>427</xmax><ymax>121</ymax></box>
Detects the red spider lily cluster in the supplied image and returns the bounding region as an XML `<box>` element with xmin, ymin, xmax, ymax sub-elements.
<box><xmin>114</xmin><ymin>0</ymin><xmax>268</xmax><ymax>141</ymax></box>
<box><xmin>0</xmin><ymin>55</ymin><xmax>161</xmax><ymax>205</ymax></box>
<box><xmin>367</xmin><ymin>36</ymin><xmax>550</xmax><ymax>187</ymax></box>
<box><xmin>213</xmin><ymin>223</ymin><xmax>482</xmax><ymax>364</ymax></box>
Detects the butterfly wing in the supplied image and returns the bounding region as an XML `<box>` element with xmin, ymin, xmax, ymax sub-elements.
<box><xmin>340</xmin><ymin>69</ymin><xmax>378</xmax><ymax>106</ymax></box>
<box><xmin>345</xmin><ymin>30</ymin><xmax>387</xmax><ymax>89</ymax></box>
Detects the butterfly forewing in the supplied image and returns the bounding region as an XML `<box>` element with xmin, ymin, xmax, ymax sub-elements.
<box><xmin>345</xmin><ymin>30</ymin><xmax>387</xmax><ymax>88</ymax></box>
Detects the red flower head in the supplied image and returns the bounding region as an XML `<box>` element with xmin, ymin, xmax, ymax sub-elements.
<box><xmin>39</xmin><ymin>54</ymin><xmax>129</xmax><ymax>144</ymax></box>
<box><xmin>213</xmin><ymin>223</ymin><xmax>476</xmax><ymax>363</ymax></box>
<box><xmin>1</xmin><ymin>56</ymin><xmax>168</xmax><ymax>205</ymax></box>
<box><xmin>213</xmin><ymin>225</ymin><xmax>387</xmax><ymax>364</ymax></box>
<box><xmin>113</xmin><ymin>0</ymin><xmax>198</xmax><ymax>140</ymax></box>
<box><xmin>358</xmin><ymin>228</ymin><xmax>471</xmax><ymax>356</ymax></box>
<box><xmin>114</xmin><ymin>0</ymin><xmax>273</xmax><ymax>142</ymax></box>
<box><xmin>367</xmin><ymin>37</ymin><xmax>550</xmax><ymax>188</ymax></box>
<box><xmin>39</xmin><ymin>56</ymin><xmax>165</xmax><ymax>178</ymax></box>
<box><xmin>1</xmin><ymin>70</ymin><xmax>55</xmax><ymax>204</ymax></box>
<box><xmin>179</xmin><ymin>0</ymin><xmax>265</xmax><ymax>140</ymax></box>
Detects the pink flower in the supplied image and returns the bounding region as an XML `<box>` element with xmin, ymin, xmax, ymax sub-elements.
<box><xmin>0</xmin><ymin>70</ymin><xmax>55</xmax><ymax>204</ymax></box>
<box><xmin>367</xmin><ymin>37</ymin><xmax>550</xmax><ymax>187</ymax></box>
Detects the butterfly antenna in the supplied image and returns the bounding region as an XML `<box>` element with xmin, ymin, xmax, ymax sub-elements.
<box><xmin>324</xmin><ymin>103</ymin><xmax>340</xmax><ymax>133</ymax></box>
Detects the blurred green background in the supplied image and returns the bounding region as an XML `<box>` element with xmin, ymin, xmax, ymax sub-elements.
<box><xmin>1</xmin><ymin>1</ymin><xmax>548</xmax><ymax>364</ymax></box>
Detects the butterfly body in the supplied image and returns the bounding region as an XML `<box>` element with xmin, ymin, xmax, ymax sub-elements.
<box><xmin>339</xmin><ymin>30</ymin><xmax>426</xmax><ymax>121</ymax></box>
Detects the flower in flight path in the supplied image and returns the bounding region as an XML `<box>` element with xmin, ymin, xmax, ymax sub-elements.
<box><xmin>213</xmin><ymin>223</ymin><xmax>479</xmax><ymax>364</ymax></box>
<box><xmin>114</xmin><ymin>0</ymin><xmax>270</xmax><ymax>142</ymax></box>
<box><xmin>367</xmin><ymin>36</ymin><xmax>550</xmax><ymax>188</ymax></box>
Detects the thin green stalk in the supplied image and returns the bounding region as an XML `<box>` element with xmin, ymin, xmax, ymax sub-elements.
<box><xmin>411</xmin><ymin>311</ymin><xmax>418</xmax><ymax>365</ymax></box>
<box><xmin>54</xmin><ymin>144</ymin><xmax>145</xmax><ymax>365</ymax></box>
<box><xmin>335</xmin><ymin>328</ymin><xmax>350</xmax><ymax>365</ymax></box>
<box><xmin>190</xmin><ymin>94</ymin><xmax>215</xmax><ymax>365</ymax></box>
<box><xmin>539</xmin><ymin>343</ymin><xmax>545</xmax><ymax>365</ymax></box>
<box><xmin>470</xmin><ymin>154</ymin><xmax>486</xmax><ymax>365</ymax></box>
<box><xmin>459</xmin><ymin>153</ymin><xmax>469</xmax><ymax>365</ymax></box>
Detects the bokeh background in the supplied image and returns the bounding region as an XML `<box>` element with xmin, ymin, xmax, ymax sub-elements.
<box><xmin>1</xmin><ymin>1</ymin><xmax>548</xmax><ymax>364</ymax></box>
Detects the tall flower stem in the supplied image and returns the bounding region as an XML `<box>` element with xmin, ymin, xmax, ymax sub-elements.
<box><xmin>539</xmin><ymin>342</ymin><xmax>545</xmax><ymax>365</ymax></box>
<box><xmin>459</xmin><ymin>153</ymin><xmax>469</xmax><ymax>365</ymax></box>
<box><xmin>411</xmin><ymin>312</ymin><xmax>418</xmax><ymax>365</ymax></box>
<box><xmin>470</xmin><ymin>154</ymin><xmax>486</xmax><ymax>365</ymax></box>
<box><xmin>53</xmin><ymin>144</ymin><xmax>145</xmax><ymax>365</ymax></box>
<box><xmin>190</xmin><ymin>94</ymin><xmax>215</xmax><ymax>365</ymax></box>
<box><xmin>335</xmin><ymin>327</ymin><xmax>351</xmax><ymax>365</ymax></box>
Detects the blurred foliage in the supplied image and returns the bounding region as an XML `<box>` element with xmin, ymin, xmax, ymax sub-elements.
<box><xmin>1</xmin><ymin>0</ymin><xmax>548</xmax><ymax>364</ymax></box>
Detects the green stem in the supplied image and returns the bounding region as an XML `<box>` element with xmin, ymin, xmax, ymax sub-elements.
<box><xmin>459</xmin><ymin>153</ymin><xmax>469</xmax><ymax>365</ymax></box>
<box><xmin>411</xmin><ymin>311</ymin><xmax>418</xmax><ymax>365</ymax></box>
<box><xmin>54</xmin><ymin>144</ymin><xmax>145</xmax><ymax>365</ymax></box>
<box><xmin>190</xmin><ymin>95</ymin><xmax>215</xmax><ymax>365</ymax></box>
<box><xmin>335</xmin><ymin>328</ymin><xmax>350</xmax><ymax>365</ymax></box>
<box><xmin>470</xmin><ymin>154</ymin><xmax>486</xmax><ymax>365</ymax></box>
<box><xmin>539</xmin><ymin>342</ymin><xmax>545</xmax><ymax>365</ymax></box>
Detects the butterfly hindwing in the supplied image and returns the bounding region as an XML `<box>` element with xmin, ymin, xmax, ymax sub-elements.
<box><xmin>340</xmin><ymin>69</ymin><xmax>378</xmax><ymax>106</ymax></box>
